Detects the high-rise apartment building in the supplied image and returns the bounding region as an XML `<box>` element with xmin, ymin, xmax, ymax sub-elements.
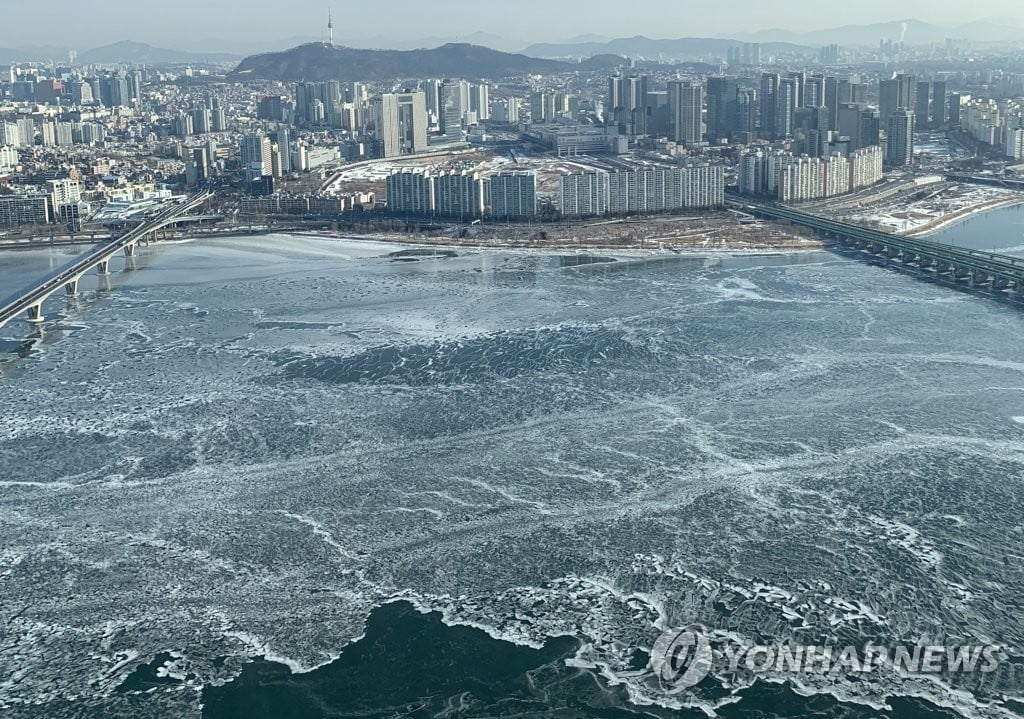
<box><xmin>760</xmin><ymin>73</ymin><xmax>779</xmax><ymax>139</ymax></box>
<box><xmin>885</xmin><ymin>109</ymin><xmax>915</xmax><ymax>167</ymax></box>
<box><xmin>706</xmin><ymin>77</ymin><xmax>738</xmax><ymax>143</ymax></box>
<box><xmin>488</xmin><ymin>173</ymin><xmax>537</xmax><ymax>218</ymax></box>
<box><xmin>776</xmin><ymin>77</ymin><xmax>797</xmax><ymax>137</ymax></box>
<box><xmin>257</xmin><ymin>96</ymin><xmax>285</xmax><ymax>122</ymax></box>
<box><xmin>374</xmin><ymin>90</ymin><xmax>428</xmax><ymax>157</ymax></box>
<box><xmin>274</xmin><ymin>126</ymin><xmax>291</xmax><ymax>174</ymax></box>
<box><xmin>386</xmin><ymin>169</ymin><xmax>484</xmax><ymax>218</ymax></box>
<box><xmin>560</xmin><ymin>165</ymin><xmax>723</xmax><ymax>216</ymax></box>
<box><xmin>1006</xmin><ymin>127</ymin><xmax>1024</xmax><ymax>161</ymax></box>
<box><xmin>736</xmin><ymin>88</ymin><xmax>758</xmax><ymax>138</ymax></box>
<box><xmin>0</xmin><ymin>194</ymin><xmax>50</xmax><ymax>227</ymax></box>
<box><xmin>607</xmin><ymin>74</ymin><xmax>649</xmax><ymax>135</ymax></box>
<box><xmin>0</xmin><ymin>146</ymin><xmax>19</xmax><ymax>172</ymax></box>
<box><xmin>931</xmin><ymin>81</ymin><xmax>948</xmax><ymax>126</ymax></box>
<box><xmin>559</xmin><ymin>172</ymin><xmax>610</xmax><ymax>217</ymax></box>
<box><xmin>915</xmin><ymin>82</ymin><xmax>931</xmax><ymax>130</ymax></box>
<box><xmin>668</xmin><ymin>80</ymin><xmax>703</xmax><ymax>145</ymax></box>
<box><xmin>386</xmin><ymin>169</ymin><xmax>436</xmax><ymax>215</ymax></box>
<box><xmin>739</xmin><ymin>146</ymin><xmax>883</xmax><ymax>201</ymax></box>
<box><xmin>470</xmin><ymin>84</ymin><xmax>489</xmax><ymax>122</ymax></box>
<box><xmin>434</xmin><ymin>171</ymin><xmax>485</xmax><ymax>218</ymax></box>
<box><xmin>240</xmin><ymin>133</ymin><xmax>272</xmax><ymax>177</ymax></box>
<box><xmin>440</xmin><ymin>80</ymin><xmax>467</xmax><ymax>137</ymax></box>
<box><xmin>424</xmin><ymin>79</ymin><xmax>442</xmax><ymax>118</ymax></box>
<box><xmin>0</xmin><ymin>121</ymin><xmax>21</xmax><ymax>148</ymax></box>
<box><xmin>879</xmin><ymin>74</ymin><xmax>916</xmax><ymax>123</ymax></box>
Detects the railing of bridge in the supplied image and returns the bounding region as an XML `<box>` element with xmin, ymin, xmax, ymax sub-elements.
<box><xmin>747</xmin><ymin>204</ymin><xmax>1024</xmax><ymax>273</ymax></box>
<box><xmin>737</xmin><ymin>203</ymin><xmax>1024</xmax><ymax>287</ymax></box>
<box><xmin>0</xmin><ymin>191</ymin><xmax>212</xmax><ymax>323</ymax></box>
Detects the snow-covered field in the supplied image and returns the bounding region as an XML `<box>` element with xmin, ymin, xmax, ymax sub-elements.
<box><xmin>848</xmin><ymin>185</ymin><xmax>1024</xmax><ymax>233</ymax></box>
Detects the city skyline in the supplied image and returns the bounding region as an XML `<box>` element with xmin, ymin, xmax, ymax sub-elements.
<box><xmin>4</xmin><ymin>1</ymin><xmax>1024</xmax><ymax>52</ymax></box>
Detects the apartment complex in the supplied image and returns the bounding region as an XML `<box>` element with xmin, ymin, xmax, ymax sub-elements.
<box><xmin>560</xmin><ymin>165</ymin><xmax>724</xmax><ymax>217</ymax></box>
<box><xmin>488</xmin><ymin>172</ymin><xmax>537</xmax><ymax>219</ymax></box>
<box><xmin>739</xmin><ymin>146</ymin><xmax>884</xmax><ymax>202</ymax></box>
<box><xmin>386</xmin><ymin>169</ymin><xmax>485</xmax><ymax>218</ymax></box>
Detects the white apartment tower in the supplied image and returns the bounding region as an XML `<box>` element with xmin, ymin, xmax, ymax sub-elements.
<box><xmin>488</xmin><ymin>172</ymin><xmax>537</xmax><ymax>218</ymax></box>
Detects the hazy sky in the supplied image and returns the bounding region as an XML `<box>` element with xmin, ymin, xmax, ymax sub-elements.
<box><xmin>3</xmin><ymin>0</ymin><xmax>1024</xmax><ymax>49</ymax></box>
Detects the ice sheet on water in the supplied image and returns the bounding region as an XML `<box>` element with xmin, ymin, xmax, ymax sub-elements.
<box><xmin>2</xmin><ymin>235</ymin><xmax>1024</xmax><ymax>717</ymax></box>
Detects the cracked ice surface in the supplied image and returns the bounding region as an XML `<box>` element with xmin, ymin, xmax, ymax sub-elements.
<box><xmin>1</xmin><ymin>235</ymin><xmax>1024</xmax><ymax>717</ymax></box>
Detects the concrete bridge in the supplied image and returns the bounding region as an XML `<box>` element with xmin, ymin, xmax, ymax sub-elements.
<box><xmin>946</xmin><ymin>173</ymin><xmax>1024</xmax><ymax>191</ymax></box>
<box><xmin>741</xmin><ymin>202</ymin><xmax>1024</xmax><ymax>298</ymax></box>
<box><xmin>88</xmin><ymin>212</ymin><xmax>224</xmax><ymax>230</ymax></box>
<box><xmin>0</xmin><ymin>190</ymin><xmax>212</xmax><ymax>330</ymax></box>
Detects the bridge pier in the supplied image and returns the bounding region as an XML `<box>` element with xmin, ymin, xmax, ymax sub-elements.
<box><xmin>745</xmin><ymin>202</ymin><xmax>1024</xmax><ymax>305</ymax></box>
<box><xmin>64</xmin><ymin>274</ymin><xmax>83</xmax><ymax>296</ymax></box>
<box><xmin>26</xmin><ymin>303</ymin><xmax>44</xmax><ymax>324</ymax></box>
<box><xmin>0</xmin><ymin>191</ymin><xmax>212</xmax><ymax>338</ymax></box>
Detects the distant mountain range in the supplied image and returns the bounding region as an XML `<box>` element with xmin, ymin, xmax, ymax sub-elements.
<box><xmin>0</xmin><ymin>46</ymin><xmax>71</xmax><ymax>64</ymax></box>
<box><xmin>231</xmin><ymin>42</ymin><xmax>581</xmax><ymax>82</ymax></box>
<box><xmin>732</xmin><ymin>18</ymin><xmax>1024</xmax><ymax>45</ymax></box>
<box><xmin>2</xmin><ymin>17</ymin><xmax>1021</xmax><ymax>69</ymax></box>
<box><xmin>79</xmin><ymin>41</ymin><xmax>240</xmax><ymax>65</ymax></box>
<box><xmin>522</xmin><ymin>36</ymin><xmax>806</xmax><ymax>59</ymax></box>
<box><xmin>0</xmin><ymin>41</ymin><xmax>241</xmax><ymax>65</ymax></box>
<box><xmin>518</xmin><ymin>19</ymin><xmax>1024</xmax><ymax>59</ymax></box>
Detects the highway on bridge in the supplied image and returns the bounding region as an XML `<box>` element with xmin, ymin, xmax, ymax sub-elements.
<box><xmin>735</xmin><ymin>201</ymin><xmax>1024</xmax><ymax>296</ymax></box>
<box><xmin>0</xmin><ymin>190</ymin><xmax>211</xmax><ymax>330</ymax></box>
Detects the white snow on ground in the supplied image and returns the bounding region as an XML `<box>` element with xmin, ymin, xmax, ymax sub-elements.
<box><xmin>322</xmin><ymin>152</ymin><xmax>607</xmax><ymax>198</ymax></box>
<box><xmin>849</xmin><ymin>185</ymin><xmax>1023</xmax><ymax>233</ymax></box>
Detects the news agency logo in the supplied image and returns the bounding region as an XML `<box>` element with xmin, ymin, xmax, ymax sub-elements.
<box><xmin>648</xmin><ymin>625</ymin><xmax>1003</xmax><ymax>692</ymax></box>
<box><xmin>649</xmin><ymin>625</ymin><xmax>713</xmax><ymax>692</ymax></box>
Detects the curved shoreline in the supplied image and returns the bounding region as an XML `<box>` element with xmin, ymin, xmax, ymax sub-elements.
<box><xmin>287</xmin><ymin>230</ymin><xmax>824</xmax><ymax>257</ymax></box>
<box><xmin>900</xmin><ymin>196</ymin><xmax>1024</xmax><ymax>238</ymax></box>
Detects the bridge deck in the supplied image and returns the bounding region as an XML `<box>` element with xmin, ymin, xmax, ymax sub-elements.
<box><xmin>744</xmin><ymin>203</ymin><xmax>1024</xmax><ymax>285</ymax></box>
<box><xmin>0</xmin><ymin>191</ymin><xmax>211</xmax><ymax>328</ymax></box>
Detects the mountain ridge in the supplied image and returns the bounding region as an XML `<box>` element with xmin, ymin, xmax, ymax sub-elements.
<box><xmin>521</xmin><ymin>35</ymin><xmax>807</xmax><ymax>59</ymax></box>
<box><xmin>732</xmin><ymin>18</ymin><xmax>1024</xmax><ymax>44</ymax></box>
<box><xmin>0</xmin><ymin>41</ymin><xmax>241</xmax><ymax>65</ymax></box>
<box><xmin>79</xmin><ymin>41</ymin><xmax>240</xmax><ymax>65</ymax></box>
<box><xmin>230</xmin><ymin>42</ymin><xmax>577</xmax><ymax>82</ymax></box>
